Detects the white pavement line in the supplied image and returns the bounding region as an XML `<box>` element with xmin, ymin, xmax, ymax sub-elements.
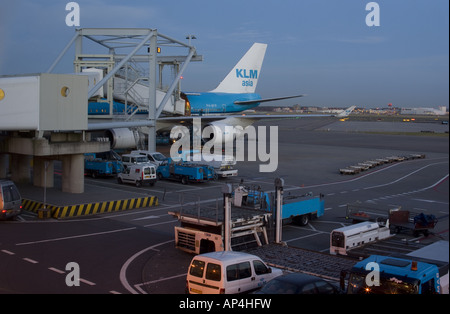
<box><xmin>48</xmin><ymin>267</ymin><xmax>66</xmax><ymax>274</ymax></box>
<box><xmin>134</xmin><ymin>273</ymin><xmax>187</xmax><ymax>294</ymax></box>
<box><xmin>120</xmin><ymin>239</ymin><xmax>174</xmax><ymax>294</ymax></box>
<box><xmin>23</xmin><ymin>258</ymin><xmax>38</xmax><ymax>264</ymax></box>
<box><xmin>143</xmin><ymin>220</ymin><xmax>178</xmax><ymax>228</ymax></box>
<box><xmin>363</xmin><ymin>163</ymin><xmax>448</xmax><ymax>190</ymax></box>
<box><xmin>1</xmin><ymin>250</ymin><xmax>15</xmax><ymax>255</ymax></box>
<box><xmin>80</xmin><ymin>278</ymin><xmax>96</xmax><ymax>286</ymax></box>
<box><xmin>15</xmin><ymin>227</ymin><xmax>137</xmax><ymax>246</ymax></box>
<box><xmin>285</xmin><ymin>232</ymin><xmax>325</xmax><ymax>243</ymax></box>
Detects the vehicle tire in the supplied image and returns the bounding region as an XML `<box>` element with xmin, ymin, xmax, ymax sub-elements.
<box><xmin>298</xmin><ymin>214</ymin><xmax>309</xmax><ymax>226</ymax></box>
<box><xmin>91</xmin><ymin>172</ymin><xmax>97</xmax><ymax>179</ymax></box>
<box><xmin>181</xmin><ymin>176</ymin><xmax>188</xmax><ymax>185</ymax></box>
<box><xmin>117</xmin><ymin>177</ymin><xmax>123</xmax><ymax>184</ymax></box>
<box><xmin>157</xmin><ymin>173</ymin><xmax>164</xmax><ymax>180</ymax></box>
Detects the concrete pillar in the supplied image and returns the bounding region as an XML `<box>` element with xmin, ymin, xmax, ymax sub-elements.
<box><xmin>61</xmin><ymin>154</ymin><xmax>84</xmax><ymax>193</ymax></box>
<box><xmin>10</xmin><ymin>154</ymin><xmax>32</xmax><ymax>184</ymax></box>
<box><xmin>33</xmin><ymin>157</ymin><xmax>54</xmax><ymax>188</ymax></box>
<box><xmin>0</xmin><ymin>154</ymin><xmax>9</xmax><ymax>179</ymax></box>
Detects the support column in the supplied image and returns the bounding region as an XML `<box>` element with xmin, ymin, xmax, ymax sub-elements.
<box><xmin>11</xmin><ymin>155</ymin><xmax>32</xmax><ymax>184</ymax></box>
<box><xmin>147</xmin><ymin>30</ymin><xmax>157</xmax><ymax>152</ymax></box>
<box><xmin>61</xmin><ymin>154</ymin><xmax>84</xmax><ymax>193</ymax></box>
<box><xmin>33</xmin><ymin>157</ymin><xmax>54</xmax><ymax>188</ymax></box>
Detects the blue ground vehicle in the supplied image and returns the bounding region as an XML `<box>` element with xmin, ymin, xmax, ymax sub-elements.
<box><xmin>233</xmin><ymin>185</ymin><xmax>325</xmax><ymax>226</ymax></box>
<box><xmin>156</xmin><ymin>158</ymin><xmax>216</xmax><ymax>184</ymax></box>
<box><xmin>340</xmin><ymin>241</ymin><xmax>449</xmax><ymax>294</ymax></box>
<box><xmin>234</xmin><ymin>185</ymin><xmax>325</xmax><ymax>226</ymax></box>
<box><xmin>84</xmin><ymin>151</ymin><xmax>123</xmax><ymax>178</ymax></box>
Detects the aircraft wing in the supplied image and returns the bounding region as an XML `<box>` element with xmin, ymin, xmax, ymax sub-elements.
<box><xmin>157</xmin><ymin>105</ymin><xmax>355</xmax><ymax>122</ymax></box>
<box><xmin>234</xmin><ymin>94</ymin><xmax>306</xmax><ymax>105</ymax></box>
<box><xmin>153</xmin><ymin>106</ymin><xmax>356</xmax><ymax>131</ymax></box>
<box><xmin>87</xmin><ymin>105</ymin><xmax>356</xmax><ymax>130</ymax></box>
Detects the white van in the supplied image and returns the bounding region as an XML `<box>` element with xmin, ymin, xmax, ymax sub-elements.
<box><xmin>186</xmin><ymin>251</ymin><xmax>283</xmax><ymax>294</ymax></box>
<box><xmin>121</xmin><ymin>153</ymin><xmax>151</xmax><ymax>169</ymax></box>
<box><xmin>0</xmin><ymin>180</ymin><xmax>22</xmax><ymax>220</ymax></box>
<box><xmin>117</xmin><ymin>164</ymin><xmax>157</xmax><ymax>187</ymax></box>
<box><xmin>130</xmin><ymin>150</ymin><xmax>168</xmax><ymax>168</ymax></box>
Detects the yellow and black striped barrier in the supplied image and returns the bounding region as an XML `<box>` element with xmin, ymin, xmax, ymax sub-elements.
<box><xmin>22</xmin><ymin>196</ymin><xmax>158</xmax><ymax>219</ymax></box>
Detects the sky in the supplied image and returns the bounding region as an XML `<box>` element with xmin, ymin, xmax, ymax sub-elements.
<box><xmin>0</xmin><ymin>0</ymin><xmax>448</xmax><ymax>109</ymax></box>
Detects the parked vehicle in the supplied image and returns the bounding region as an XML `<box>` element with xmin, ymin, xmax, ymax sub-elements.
<box><xmin>389</xmin><ymin>210</ymin><xmax>438</xmax><ymax>237</ymax></box>
<box><xmin>253</xmin><ymin>272</ymin><xmax>341</xmax><ymax>294</ymax></box>
<box><xmin>0</xmin><ymin>180</ymin><xmax>22</xmax><ymax>220</ymax></box>
<box><xmin>121</xmin><ymin>153</ymin><xmax>151</xmax><ymax>169</ymax></box>
<box><xmin>157</xmin><ymin>158</ymin><xmax>216</xmax><ymax>184</ymax></box>
<box><xmin>130</xmin><ymin>150</ymin><xmax>168</xmax><ymax>168</ymax></box>
<box><xmin>84</xmin><ymin>151</ymin><xmax>122</xmax><ymax>177</ymax></box>
<box><xmin>234</xmin><ymin>186</ymin><xmax>324</xmax><ymax>226</ymax></box>
<box><xmin>117</xmin><ymin>164</ymin><xmax>157</xmax><ymax>187</ymax></box>
<box><xmin>340</xmin><ymin>241</ymin><xmax>449</xmax><ymax>294</ymax></box>
<box><xmin>186</xmin><ymin>251</ymin><xmax>283</xmax><ymax>294</ymax></box>
<box><xmin>330</xmin><ymin>221</ymin><xmax>391</xmax><ymax>256</ymax></box>
<box><xmin>175</xmin><ymin>150</ymin><xmax>238</xmax><ymax>178</ymax></box>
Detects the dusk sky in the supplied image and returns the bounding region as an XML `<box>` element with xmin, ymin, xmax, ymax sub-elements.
<box><xmin>1</xmin><ymin>0</ymin><xmax>448</xmax><ymax>108</ymax></box>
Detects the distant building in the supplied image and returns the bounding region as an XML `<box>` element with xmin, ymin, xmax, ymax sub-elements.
<box><xmin>400</xmin><ymin>107</ymin><xmax>448</xmax><ymax>115</ymax></box>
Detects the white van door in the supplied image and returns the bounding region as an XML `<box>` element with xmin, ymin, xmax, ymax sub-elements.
<box><xmin>188</xmin><ymin>260</ymin><xmax>224</xmax><ymax>294</ymax></box>
<box><xmin>225</xmin><ymin>261</ymin><xmax>255</xmax><ymax>293</ymax></box>
<box><xmin>252</xmin><ymin>259</ymin><xmax>275</xmax><ymax>289</ymax></box>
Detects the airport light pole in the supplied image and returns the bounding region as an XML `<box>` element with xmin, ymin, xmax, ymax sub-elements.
<box><xmin>222</xmin><ymin>184</ymin><xmax>233</xmax><ymax>251</ymax></box>
<box><xmin>274</xmin><ymin>178</ymin><xmax>284</xmax><ymax>243</ymax></box>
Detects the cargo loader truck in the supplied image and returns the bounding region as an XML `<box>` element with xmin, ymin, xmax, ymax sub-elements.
<box><xmin>169</xmin><ymin>178</ymin><xmax>325</xmax><ymax>254</ymax></box>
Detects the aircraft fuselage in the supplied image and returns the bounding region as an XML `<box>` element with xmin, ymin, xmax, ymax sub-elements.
<box><xmin>184</xmin><ymin>92</ymin><xmax>261</xmax><ymax>114</ymax></box>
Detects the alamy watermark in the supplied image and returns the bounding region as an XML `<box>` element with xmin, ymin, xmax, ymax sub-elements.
<box><xmin>365</xmin><ymin>262</ymin><xmax>381</xmax><ymax>287</ymax></box>
<box><xmin>65</xmin><ymin>262</ymin><xmax>80</xmax><ymax>287</ymax></box>
<box><xmin>65</xmin><ymin>2</ymin><xmax>80</xmax><ymax>27</ymax></box>
<box><xmin>65</xmin><ymin>2</ymin><xmax>380</xmax><ymax>28</ymax></box>
<box><xmin>366</xmin><ymin>2</ymin><xmax>380</xmax><ymax>27</ymax></box>
<box><xmin>170</xmin><ymin>118</ymin><xmax>279</xmax><ymax>173</ymax></box>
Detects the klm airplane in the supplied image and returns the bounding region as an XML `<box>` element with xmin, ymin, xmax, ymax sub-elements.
<box><xmin>182</xmin><ymin>43</ymin><xmax>305</xmax><ymax>115</ymax></box>
<box><xmin>88</xmin><ymin>43</ymin><xmax>355</xmax><ymax>149</ymax></box>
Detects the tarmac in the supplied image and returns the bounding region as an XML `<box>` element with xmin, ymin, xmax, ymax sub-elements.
<box><xmin>15</xmin><ymin>118</ymin><xmax>449</xmax><ymax>220</ymax></box>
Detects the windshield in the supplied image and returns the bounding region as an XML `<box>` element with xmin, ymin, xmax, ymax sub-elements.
<box><xmin>153</xmin><ymin>153</ymin><xmax>167</xmax><ymax>161</ymax></box>
<box><xmin>347</xmin><ymin>273</ymin><xmax>419</xmax><ymax>294</ymax></box>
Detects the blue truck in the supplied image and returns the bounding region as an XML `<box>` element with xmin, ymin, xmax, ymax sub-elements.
<box><xmin>156</xmin><ymin>158</ymin><xmax>217</xmax><ymax>184</ymax></box>
<box><xmin>340</xmin><ymin>241</ymin><xmax>449</xmax><ymax>294</ymax></box>
<box><xmin>233</xmin><ymin>185</ymin><xmax>325</xmax><ymax>226</ymax></box>
<box><xmin>84</xmin><ymin>151</ymin><xmax>123</xmax><ymax>178</ymax></box>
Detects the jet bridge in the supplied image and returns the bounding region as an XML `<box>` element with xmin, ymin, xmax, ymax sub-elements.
<box><xmin>0</xmin><ymin>28</ymin><xmax>201</xmax><ymax>193</ymax></box>
<box><xmin>47</xmin><ymin>28</ymin><xmax>202</xmax><ymax>151</ymax></box>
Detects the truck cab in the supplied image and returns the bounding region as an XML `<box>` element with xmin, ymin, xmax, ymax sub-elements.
<box><xmin>341</xmin><ymin>241</ymin><xmax>449</xmax><ymax>294</ymax></box>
